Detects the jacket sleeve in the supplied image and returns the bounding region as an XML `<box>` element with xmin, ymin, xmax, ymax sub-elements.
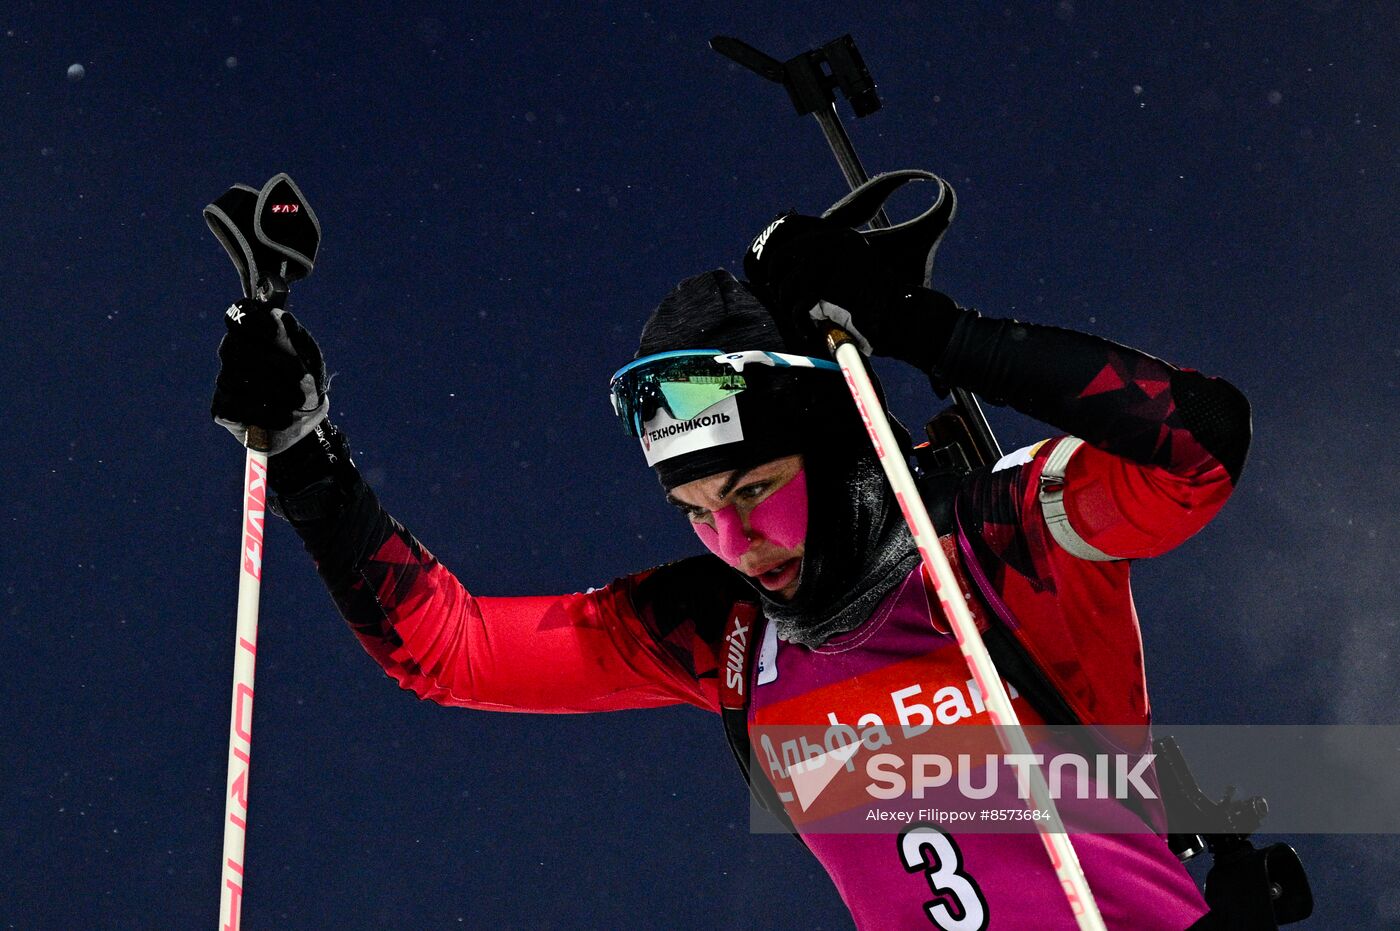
<box><xmin>269</xmin><ymin>429</ymin><xmax>724</xmax><ymax>714</ymax></box>
<box><xmin>937</xmin><ymin>315</ymin><xmax>1252</xmax><ymax>559</ymax></box>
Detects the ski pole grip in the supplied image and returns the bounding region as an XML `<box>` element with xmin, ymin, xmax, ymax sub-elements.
<box><xmin>245</xmin><ymin>426</ymin><xmax>271</xmax><ymax>453</ymax></box>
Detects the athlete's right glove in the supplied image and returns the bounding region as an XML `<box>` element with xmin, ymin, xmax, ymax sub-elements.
<box><xmin>743</xmin><ymin>212</ymin><xmax>967</xmax><ymax>373</ymax></box>
<box><xmin>211</xmin><ymin>298</ymin><xmax>329</xmax><ymax>455</ymax></box>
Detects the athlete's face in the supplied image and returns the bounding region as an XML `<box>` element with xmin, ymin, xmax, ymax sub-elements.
<box><xmin>666</xmin><ymin>454</ymin><xmax>807</xmax><ymax>600</ymax></box>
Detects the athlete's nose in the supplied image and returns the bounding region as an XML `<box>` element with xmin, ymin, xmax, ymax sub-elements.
<box><xmin>698</xmin><ymin>504</ymin><xmax>754</xmax><ymax>565</ymax></box>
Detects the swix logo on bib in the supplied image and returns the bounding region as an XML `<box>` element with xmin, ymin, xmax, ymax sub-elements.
<box><xmin>640</xmin><ymin>395</ymin><xmax>743</xmax><ymax>466</ymax></box>
<box><xmin>719</xmin><ymin>603</ymin><xmax>760</xmax><ymax>710</ymax></box>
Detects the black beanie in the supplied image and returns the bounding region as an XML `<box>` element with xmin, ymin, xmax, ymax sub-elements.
<box><xmin>637</xmin><ymin>269</ymin><xmax>788</xmax><ymax>356</ymax></box>
<box><xmin>635</xmin><ymin>269</ymin><xmax>849</xmax><ymax>489</ymax></box>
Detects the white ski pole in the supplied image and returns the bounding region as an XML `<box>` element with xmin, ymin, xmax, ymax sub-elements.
<box><xmin>824</xmin><ymin>316</ymin><xmax>1108</xmax><ymax>931</ymax></box>
<box><xmin>219</xmin><ymin>426</ymin><xmax>269</xmax><ymax>931</ymax></box>
<box><xmin>205</xmin><ymin>171</ymin><xmax>319</xmax><ymax>930</ymax></box>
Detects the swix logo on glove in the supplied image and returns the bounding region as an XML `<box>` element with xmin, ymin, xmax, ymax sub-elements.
<box><xmin>225</xmin><ymin>303</ymin><xmax>246</xmax><ymax>323</ymax></box>
<box><xmin>750</xmin><ymin>215</ymin><xmax>787</xmax><ymax>260</ymax></box>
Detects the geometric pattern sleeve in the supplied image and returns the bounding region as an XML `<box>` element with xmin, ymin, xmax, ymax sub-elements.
<box><xmin>286</xmin><ymin>476</ymin><xmax>728</xmax><ymax>714</ymax></box>
<box><xmin>941</xmin><ymin>317</ymin><xmax>1251</xmax><ymax>560</ymax></box>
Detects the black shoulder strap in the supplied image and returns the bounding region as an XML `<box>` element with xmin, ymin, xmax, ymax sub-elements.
<box><xmin>718</xmin><ymin>603</ymin><xmax>805</xmax><ymax>842</ymax></box>
<box><xmin>951</xmin><ymin>485</ymin><xmax>1176</xmax><ymax>839</ymax></box>
<box><xmin>941</xmin><ymin>481</ymin><xmax>1084</xmax><ymax>728</ymax></box>
<box><xmin>978</xmin><ymin>622</ymin><xmax>1083</xmax><ymax>727</ymax></box>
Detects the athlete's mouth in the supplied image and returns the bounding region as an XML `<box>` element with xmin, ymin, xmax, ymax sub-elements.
<box><xmin>755</xmin><ymin>557</ymin><xmax>801</xmax><ymax>592</ymax></box>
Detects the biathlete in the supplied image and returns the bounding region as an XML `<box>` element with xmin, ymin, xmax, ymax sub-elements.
<box><xmin>211</xmin><ymin>207</ymin><xmax>1251</xmax><ymax>930</ymax></box>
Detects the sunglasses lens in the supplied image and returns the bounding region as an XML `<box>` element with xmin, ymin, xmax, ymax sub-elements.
<box><xmin>611</xmin><ymin>355</ymin><xmax>753</xmax><ymax>436</ymax></box>
<box><xmin>612</xmin><ymin>349</ymin><xmax>838</xmax><ymax>439</ymax></box>
<box><xmin>658</xmin><ymin>375</ymin><xmax>745</xmax><ymax>422</ymax></box>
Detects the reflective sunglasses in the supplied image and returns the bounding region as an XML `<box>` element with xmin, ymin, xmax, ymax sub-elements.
<box><xmin>608</xmin><ymin>349</ymin><xmax>840</xmax><ymax>438</ymax></box>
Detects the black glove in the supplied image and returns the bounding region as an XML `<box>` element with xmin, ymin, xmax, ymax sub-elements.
<box><xmin>212</xmin><ymin>298</ymin><xmax>329</xmax><ymax>455</ymax></box>
<box><xmin>743</xmin><ymin>212</ymin><xmax>963</xmax><ymax>372</ymax></box>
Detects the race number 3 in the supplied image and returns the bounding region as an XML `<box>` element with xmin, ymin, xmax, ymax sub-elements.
<box><xmin>898</xmin><ymin>824</ymin><xmax>989</xmax><ymax>931</ymax></box>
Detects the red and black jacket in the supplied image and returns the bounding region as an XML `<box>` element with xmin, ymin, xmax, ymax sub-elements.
<box><xmin>268</xmin><ymin>313</ymin><xmax>1248</xmax><ymax>779</ymax></box>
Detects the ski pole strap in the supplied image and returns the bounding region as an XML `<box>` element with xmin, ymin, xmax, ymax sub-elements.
<box><xmin>821</xmin><ymin>169</ymin><xmax>957</xmax><ymax>293</ymax></box>
<box><xmin>204</xmin><ymin>173</ymin><xmax>321</xmax><ymax>301</ymax></box>
<box><xmin>1037</xmin><ymin>438</ymin><xmax>1123</xmax><ymax>562</ymax></box>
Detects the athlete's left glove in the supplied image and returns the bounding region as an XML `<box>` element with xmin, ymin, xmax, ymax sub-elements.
<box><xmin>742</xmin><ymin>211</ymin><xmax>966</xmax><ymax>373</ymax></box>
<box><xmin>211</xmin><ymin>297</ymin><xmax>329</xmax><ymax>455</ymax></box>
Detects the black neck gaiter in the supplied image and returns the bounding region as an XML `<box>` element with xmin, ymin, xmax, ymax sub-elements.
<box><xmin>756</xmin><ymin>421</ymin><xmax>920</xmax><ymax>648</ymax></box>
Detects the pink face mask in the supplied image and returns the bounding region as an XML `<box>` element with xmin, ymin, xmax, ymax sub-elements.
<box><xmin>691</xmin><ymin>468</ymin><xmax>808</xmax><ymax>566</ymax></box>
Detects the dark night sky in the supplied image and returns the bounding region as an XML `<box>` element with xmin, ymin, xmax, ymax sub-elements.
<box><xmin>2</xmin><ymin>2</ymin><xmax>1397</xmax><ymax>928</ymax></box>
